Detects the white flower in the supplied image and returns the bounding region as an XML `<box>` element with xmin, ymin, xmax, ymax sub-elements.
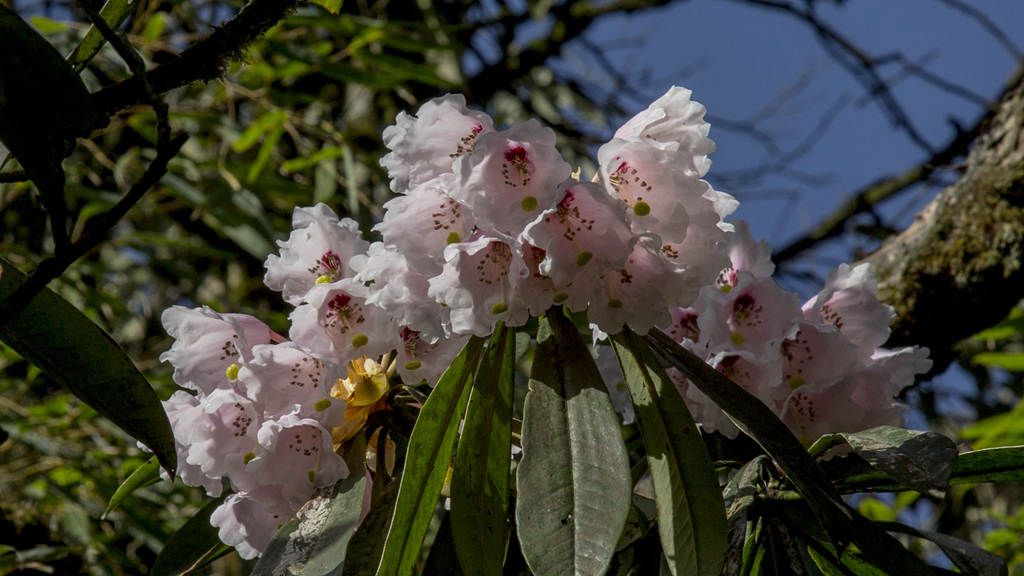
<box><xmin>289</xmin><ymin>279</ymin><xmax>398</xmax><ymax>363</ymax></box>
<box><xmin>428</xmin><ymin>232</ymin><xmax>530</xmax><ymax>336</ymax></box>
<box><xmin>450</xmin><ymin>119</ymin><xmax>572</xmax><ymax>238</ymax></box>
<box><xmin>802</xmin><ymin>263</ymin><xmax>895</xmax><ymax>358</ymax></box>
<box><xmin>381</xmin><ymin>94</ymin><xmax>494</xmax><ymax>194</ymax></box>
<box><xmin>264</xmin><ymin>204</ymin><xmax>369</xmax><ymax>305</ymax></box>
<box><xmin>612</xmin><ymin>86</ymin><xmax>716</xmax><ymax>178</ymax></box>
<box><xmin>522</xmin><ymin>180</ymin><xmax>635</xmax><ymax>287</ymax></box>
<box><xmin>160</xmin><ymin>306</ymin><xmax>273</xmax><ymax>395</ymax></box>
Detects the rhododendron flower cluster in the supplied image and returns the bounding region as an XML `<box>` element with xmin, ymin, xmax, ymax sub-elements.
<box><xmin>663</xmin><ymin>221</ymin><xmax>932</xmax><ymax>444</ymax></box>
<box><xmin>155</xmin><ymin>87</ymin><xmax>931</xmax><ymax>558</ymax></box>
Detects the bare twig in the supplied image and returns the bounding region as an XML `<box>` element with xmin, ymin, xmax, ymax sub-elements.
<box><xmin>772</xmin><ymin>61</ymin><xmax>1024</xmax><ymax>265</ymax></box>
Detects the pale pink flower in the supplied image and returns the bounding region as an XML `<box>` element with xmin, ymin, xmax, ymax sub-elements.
<box><xmin>249</xmin><ymin>414</ymin><xmax>348</xmax><ymax>509</ymax></box>
<box><xmin>373</xmin><ymin>177</ymin><xmax>475</xmax><ymax>277</ymax></box>
<box><xmin>236</xmin><ymin>343</ymin><xmax>345</xmax><ymax>426</ymax></box>
<box><xmin>450</xmin><ymin>119</ymin><xmax>572</xmax><ymax>238</ymax></box>
<box><xmin>210</xmin><ymin>489</ymin><xmax>292</xmax><ymax>560</ymax></box>
<box><xmin>160</xmin><ymin>306</ymin><xmax>273</xmax><ymax>395</ymax></box>
<box><xmin>288</xmin><ymin>279</ymin><xmax>398</xmax><ymax>363</ymax></box>
<box><xmin>782</xmin><ymin>379</ymin><xmax>865</xmax><ymax>445</ymax></box>
<box><xmin>395</xmin><ymin>327</ymin><xmax>470</xmax><ymax>387</ymax></box>
<box><xmin>381</xmin><ymin>94</ymin><xmax>494</xmax><ymax>194</ymax></box>
<box><xmin>696</xmin><ymin>271</ymin><xmax>802</xmax><ymax>359</ymax></box>
<box><xmin>515</xmin><ymin>242</ymin><xmax>563</xmax><ymax>317</ymax></box>
<box><xmin>161</xmin><ymin>391</ymin><xmax>224</xmax><ymax>497</ymax></box>
<box><xmin>598</xmin><ymin>140</ymin><xmax>713</xmax><ymax>245</ymax></box>
<box><xmin>427</xmin><ymin>232</ymin><xmax>530</xmax><ymax>336</ymax></box>
<box><xmin>612</xmin><ymin>86</ymin><xmax>716</xmax><ymax>178</ymax></box>
<box><xmin>264</xmin><ymin>204</ymin><xmax>369</xmax><ymax>305</ymax></box>
<box><xmin>522</xmin><ymin>181</ymin><xmax>635</xmax><ymax>287</ymax></box>
<box><xmin>576</xmin><ymin>234</ymin><xmax>696</xmax><ymax>335</ymax></box>
<box><xmin>354</xmin><ymin>243</ymin><xmax>449</xmax><ymax>341</ymax></box>
<box><xmin>803</xmin><ymin>263</ymin><xmax>895</xmax><ymax>358</ymax></box>
<box><xmin>774</xmin><ymin>321</ymin><xmax>861</xmax><ymax>404</ymax></box>
<box><xmin>717</xmin><ymin>219</ymin><xmax>775</xmax><ymax>286</ymax></box>
<box><xmin>184</xmin><ymin>388</ymin><xmax>262</xmax><ymax>487</ymax></box>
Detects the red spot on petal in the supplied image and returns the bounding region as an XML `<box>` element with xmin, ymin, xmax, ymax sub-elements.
<box><xmin>504</xmin><ymin>145</ymin><xmax>528</xmax><ymax>164</ymax></box>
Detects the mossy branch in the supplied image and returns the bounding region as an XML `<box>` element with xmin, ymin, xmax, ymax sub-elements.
<box><xmin>864</xmin><ymin>67</ymin><xmax>1024</xmax><ymax>374</ymax></box>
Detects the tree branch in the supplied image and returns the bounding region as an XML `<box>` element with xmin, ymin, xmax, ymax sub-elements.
<box><xmin>91</xmin><ymin>0</ymin><xmax>299</xmax><ymax>119</ymax></box>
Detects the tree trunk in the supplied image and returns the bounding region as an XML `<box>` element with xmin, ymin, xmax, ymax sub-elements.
<box><xmin>865</xmin><ymin>73</ymin><xmax>1024</xmax><ymax>374</ymax></box>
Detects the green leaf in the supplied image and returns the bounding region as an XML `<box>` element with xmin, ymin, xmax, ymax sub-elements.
<box><xmin>951</xmin><ymin>446</ymin><xmax>1024</xmax><ymax>484</ymax></box>
<box><xmin>516</xmin><ymin>310</ymin><xmax>632</xmax><ymax>576</ymax></box>
<box><xmin>610</xmin><ymin>329</ymin><xmax>727</xmax><ymax>576</ymax></box>
<box><xmin>103</xmin><ymin>456</ymin><xmax>161</xmax><ymax>519</ymax></box>
<box><xmin>305</xmin><ymin>0</ymin><xmax>344</xmax><ymax>16</ymax></box>
<box><xmin>374</xmin><ymin>336</ymin><xmax>486</xmax><ymax>576</ymax></box>
<box><xmin>0</xmin><ymin>259</ymin><xmax>177</xmax><ymax>474</ymax></box>
<box><xmin>422</xmin><ymin>511</ymin><xmax>465</xmax><ymax>576</ymax></box>
<box><xmin>343</xmin><ymin>474</ymin><xmax>401</xmax><ymax>576</ymax></box>
<box><xmin>233</xmin><ymin>109</ymin><xmax>287</xmax><ymax>153</ymax></box>
<box><xmin>960</xmin><ymin>403</ymin><xmax>1024</xmax><ymax>449</ymax></box>
<box><xmin>66</xmin><ymin>0</ymin><xmax>139</xmax><ymax>71</ymax></box>
<box><xmin>252</xmin><ymin>434</ymin><xmax>368</xmax><ymax>575</ymax></box>
<box><xmin>451</xmin><ymin>324</ymin><xmax>515</xmax><ymax>575</ymax></box>
<box><xmin>246</xmin><ymin>122</ymin><xmax>285</xmax><ymax>184</ymax></box>
<box><xmin>808</xmin><ymin>548</ymin><xmax>885</xmax><ymax>576</ymax></box>
<box><xmin>831</xmin><ymin>445</ymin><xmax>1024</xmax><ymax>493</ymax></box>
<box><xmin>29</xmin><ymin>16</ymin><xmax>67</xmax><ymax>33</ymax></box>
<box><xmin>0</xmin><ymin>5</ymin><xmax>98</xmax><ymax>187</ymax></box>
<box><xmin>826</xmin><ymin>426</ymin><xmax>957</xmax><ymax>494</ymax></box>
<box><xmin>972</xmin><ymin>307</ymin><xmax>1024</xmax><ymax>342</ymax></box>
<box><xmin>150</xmin><ymin>494</ymin><xmax>231</xmax><ymax>576</ymax></box>
<box><xmin>971</xmin><ymin>352</ymin><xmax>1024</xmax><ymax>371</ymax></box>
<box><xmin>281</xmin><ymin>146</ymin><xmax>346</xmax><ymax>173</ymax></box>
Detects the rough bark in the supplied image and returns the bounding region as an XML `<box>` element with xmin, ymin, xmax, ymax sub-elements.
<box><xmin>865</xmin><ymin>74</ymin><xmax>1024</xmax><ymax>374</ymax></box>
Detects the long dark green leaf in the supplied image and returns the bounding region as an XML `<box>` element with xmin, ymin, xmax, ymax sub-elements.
<box><xmin>374</xmin><ymin>336</ymin><xmax>486</xmax><ymax>576</ymax></box>
<box><xmin>814</xmin><ymin>426</ymin><xmax>958</xmax><ymax>494</ymax></box>
<box><xmin>643</xmin><ymin>329</ymin><xmax>930</xmax><ymax>576</ymax></box>
<box><xmin>251</xmin><ymin>433</ymin><xmax>368</xmax><ymax>575</ymax></box>
<box><xmin>611</xmin><ymin>329</ymin><xmax>727</xmax><ymax>576</ymax></box>
<box><xmin>0</xmin><ymin>260</ymin><xmax>176</xmax><ymax>474</ymax></box>
<box><xmin>0</xmin><ymin>6</ymin><xmax>98</xmax><ymax>187</ymax></box>
<box><xmin>831</xmin><ymin>446</ymin><xmax>1024</xmax><ymax>493</ymax></box>
<box><xmin>451</xmin><ymin>324</ymin><xmax>514</xmax><ymax>575</ymax></box>
<box><xmin>516</xmin><ymin>310</ymin><xmax>632</xmax><ymax>576</ymax></box>
<box><xmin>150</xmin><ymin>494</ymin><xmax>230</xmax><ymax>576</ymax></box>
<box><xmin>103</xmin><ymin>456</ymin><xmax>161</xmax><ymax>519</ymax></box>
